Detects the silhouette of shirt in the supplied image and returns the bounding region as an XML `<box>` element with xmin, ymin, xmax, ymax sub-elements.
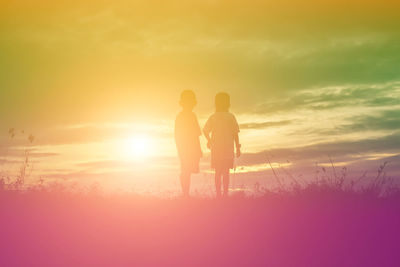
<box><xmin>175</xmin><ymin>110</ymin><xmax>202</xmax><ymax>172</ymax></box>
<box><xmin>204</xmin><ymin>112</ymin><xmax>239</xmax><ymax>166</ymax></box>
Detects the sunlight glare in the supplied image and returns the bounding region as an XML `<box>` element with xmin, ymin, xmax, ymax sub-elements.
<box><xmin>121</xmin><ymin>135</ymin><xmax>154</xmax><ymax>161</ymax></box>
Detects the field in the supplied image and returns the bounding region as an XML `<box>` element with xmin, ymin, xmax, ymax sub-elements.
<box><xmin>1</xmin><ymin>174</ymin><xmax>399</xmax><ymax>267</ymax></box>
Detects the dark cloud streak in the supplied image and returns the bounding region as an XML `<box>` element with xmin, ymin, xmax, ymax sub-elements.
<box><xmin>240</xmin><ymin>120</ymin><xmax>292</xmax><ymax>130</ymax></box>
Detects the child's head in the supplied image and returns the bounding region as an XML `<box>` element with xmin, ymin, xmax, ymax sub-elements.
<box><xmin>215</xmin><ymin>92</ymin><xmax>230</xmax><ymax>112</ymax></box>
<box><xmin>179</xmin><ymin>90</ymin><xmax>197</xmax><ymax>110</ymax></box>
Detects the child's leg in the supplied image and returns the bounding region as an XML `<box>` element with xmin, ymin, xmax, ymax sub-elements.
<box><xmin>222</xmin><ymin>168</ymin><xmax>230</xmax><ymax>197</ymax></box>
<box><xmin>215</xmin><ymin>169</ymin><xmax>222</xmax><ymax>197</ymax></box>
<box><xmin>180</xmin><ymin>171</ymin><xmax>191</xmax><ymax>197</ymax></box>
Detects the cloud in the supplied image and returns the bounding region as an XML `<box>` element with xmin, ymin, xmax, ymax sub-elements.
<box><xmin>338</xmin><ymin>109</ymin><xmax>400</xmax><ymax>132</ymax></box>
<box><xmin>0</xmin><ymin>122</ymin><xmax>172</xmax><ymax>148</ymax></box>
<box><xmin>0</xmin><ymin>147</ymin><xmax>59</xmax><ymax>159</ymax></box>
<box><xmin>240</xmin><ymin>120</ymin><xmax>292</xmax><ymax>130</ymax></box>
<box><xmin>304</xmin><ymin>108</ymin><xmax>400</xmax><ymax>137</ymax></box>
<box><xmin>254</xmin><ymin>81</ymin><xmax>400</xmax><ymax>114</ymax></box>
<box><xmin>0</xmin><ymin>159</ymin><xmax>20</xmax><ymax>164</ymax></box>
<box><xmin>75</xmin><ymin>156</ymin><xmax>177</xmax><ymax>170</ymax></box>
<box><xmin>237</xmin><ymin>131</ymin><xmax>400</xmax><ymax>167</ymax></box>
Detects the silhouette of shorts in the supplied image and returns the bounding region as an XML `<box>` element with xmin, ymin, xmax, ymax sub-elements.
<box><xmin>204</xmin><ymin>111</ymin><xmax>239</xmax><ymax>170</ymax></box>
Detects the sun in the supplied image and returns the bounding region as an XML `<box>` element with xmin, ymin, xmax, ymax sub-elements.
<box><xmin>121</xmin><ymin>135</ymin><xmax>154</xmax><ymax>160</ymax></box>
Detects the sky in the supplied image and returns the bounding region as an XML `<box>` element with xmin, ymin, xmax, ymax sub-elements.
<box><xmin>1</xmin><ymin>0</ymin><xmax>399</xmax><ymax>193</ymax></box>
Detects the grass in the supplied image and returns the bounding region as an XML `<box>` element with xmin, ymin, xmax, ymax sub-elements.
<box><xmin>1</xmin><ymin>164</ymin><xmax>399</xmax><ymax>267</ymax></box>
<box><xmin>1</xmin><ymin>131</ymin><xmax>399</xmax><ymax>266</ymax></box>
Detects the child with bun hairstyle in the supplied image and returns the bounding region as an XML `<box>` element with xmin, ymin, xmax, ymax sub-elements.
<box><xmin>174</xmin><ymin>90</ymin><xmax>202</xmax><ymax>197</ymax></box>
<box><xmin>203</xmin><ymin>92</ymin><xmax>241</xmax><ymax>198</ymax></box>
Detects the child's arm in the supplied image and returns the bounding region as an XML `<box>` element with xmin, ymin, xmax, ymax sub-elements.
<box><xmin>232</xmin><ymin>115</ymin><xmax>241</xmax><ymax>157</ymax></box>
<box><xmin>203</xmin><ymin>116</ymin><xmax>212</xmax><ymax>150</ymax></box>
<box><xmin>203</xmin><ymin>129</ymin><xmax>212</xmax><ymax>149</ymax></box>
<box><xmin>234</xmin><ymin>133</ymin><xmax>241</xmax><ymax>157</ymax></box>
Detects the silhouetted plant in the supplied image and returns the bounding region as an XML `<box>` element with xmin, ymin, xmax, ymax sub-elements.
<box><xmin>262</xmin><ymin>156</ymin><xmax>397</xmax><ymax>199</ymax></box>
<box><xmin>2</xmin><ymin>128</ymin><xmax>35</xmax><ymax>190</ymax></box>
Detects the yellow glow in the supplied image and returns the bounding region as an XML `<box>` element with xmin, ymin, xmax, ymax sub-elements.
<box><xmin>120</xmin><ymin>135</ymin><xmax>154</xmax><ymax>161</ymax></box>
<box><xmin>204</xmin><ymin>162</ymin><xmax>293</xmax><ymax>174</ymax></box>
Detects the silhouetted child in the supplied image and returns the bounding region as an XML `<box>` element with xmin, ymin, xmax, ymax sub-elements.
<box><xmin>175</xmin><ymin>90</ymin><xmax>202</xmax><ymax>197</ymax></box>
<box><xmin>203</xmin><ymin>92</ymin><xmax>241</xmax><ymax>198</ymax></box>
